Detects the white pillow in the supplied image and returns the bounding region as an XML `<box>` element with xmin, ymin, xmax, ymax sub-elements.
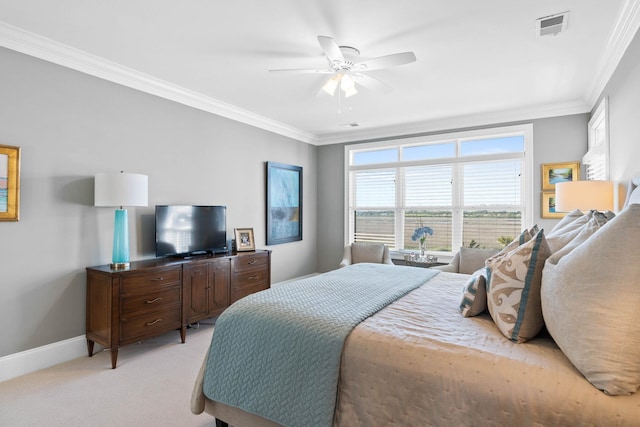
<box><xmin>546</xmin><ymin>211</ymin><xmax>609</xmax><ymax>254</ymax></box>
<box><xmin>628</xmin><ymin>185</ymin><xmax>640</xmax><ymax>205</ymax></box>
<box><xmin>545</xmin><ymin>217</ymin><xmax>604</xmax><ymax>264</ymax></box>
<box><xmin>541</xmin><ymin>204</ymin><xmax>640</xmax><ymax>395</ymax></box>
<box><xmin>548</xmin><ymin>208</ymin><xmax>583</xmax><ymax>235</ymax></box>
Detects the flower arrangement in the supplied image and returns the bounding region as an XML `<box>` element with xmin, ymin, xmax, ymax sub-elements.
<box><xmin>411</xmin><ymin>226</ymin><xmax>434</xmax><ymax>247</ymax></box>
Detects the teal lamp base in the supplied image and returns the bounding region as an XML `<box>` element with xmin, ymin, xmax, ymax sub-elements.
<box><xmin>111</xmin><ymin>208</ymin><xmax>130</xmax><ymax>269</ymax></box>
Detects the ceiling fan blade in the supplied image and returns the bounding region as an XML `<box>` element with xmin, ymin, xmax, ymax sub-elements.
<box><xmin>357</xmin><ymin>52</ymin><xmax>416</xmax><ymax>71</ymax></box>
<box><xmin>353</xmin><ymin>74</ymin><xmax>393</xmax><ymax>93</ymax></box>
<box><xmin>317</xmin><ymin>35</ymin><xmax>344</xmax><ymax>62</ymax></box>
<box><xmin>269</xmin><ymin>67</ymin><xmax>334</xmax><ymax>74</ymax></box>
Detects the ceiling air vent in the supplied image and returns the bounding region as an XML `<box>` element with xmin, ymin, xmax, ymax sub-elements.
<box><xmin>536</xmin><ymin>11</ymin><xmax>569</xmax><ymax>37</ymax></box>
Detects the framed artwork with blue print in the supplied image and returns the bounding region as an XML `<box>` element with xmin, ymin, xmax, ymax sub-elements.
<box><xmin>266</xmin><ymin>161</ymin><xmax>302</xmax><ymax>245</ymax></box>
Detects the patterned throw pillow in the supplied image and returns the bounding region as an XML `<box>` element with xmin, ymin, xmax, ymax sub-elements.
<box><xmin>485</xmin><ymin>228</ymin><xmax>532</xmax><ymax>269</ymax></box>
<box><xmin>459</xmin><ymin>267</ymin><xmax>488</xmax><ymax>317</ymax></box>
<box><xmin>486</xmin><ymin>230</ymin><xmax>551</xmax><ymax>343</ymax></box>
<box><xmin>541</xmin><ymin>205</ymin><xmax>640</xmax><ymax>395</ymax></box>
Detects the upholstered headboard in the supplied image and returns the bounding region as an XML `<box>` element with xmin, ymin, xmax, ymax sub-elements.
<box><xmin>623</xmin><ymin>176</ymin><xmax>640</xmax><ymax>207</ymax></box>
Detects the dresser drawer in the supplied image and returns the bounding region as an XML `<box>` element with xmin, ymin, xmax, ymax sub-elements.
<box><xmin>120</xmin><ymin>267</ymin><xmax>181</xmax><ymax>294</ymax></box>
<box><xmin>231</xmin><ymin>267</ymin><xmax>268</xmax><ymax>303</ymax></box>
<box><xmin>233</xmin><ymin>253</ymin><xmax>268</xmax><ymax>273</ymax></box>
<box><xmin>120</xmin><ymin>307</ymin><xmax>181</xmax><ymax>342</ymax></box>
<box><xmin>233</xmin><ymin>268</ymin><xmax>268</xmax><ymax>290</ymax></box>
<box><xmin>121</xmin><ymin>286</ymin><xmax>181</xmax><ymax>315</ymax></box>
<box><xmin>231</xmin><ymin>282</ymin><xmax>268</xmax><ymax>302</ymax></box>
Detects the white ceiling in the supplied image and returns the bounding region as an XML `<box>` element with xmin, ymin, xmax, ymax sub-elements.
<box><xmin>1</xmin><ymin>0</ymin><xmax>639</xmax><ymax>145</ymax></box>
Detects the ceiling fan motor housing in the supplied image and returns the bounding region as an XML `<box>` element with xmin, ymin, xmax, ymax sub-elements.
<box><xmin>329</xmin><ymin>46</ymin><xmax>361</xmax><ymax>72</ymax></box>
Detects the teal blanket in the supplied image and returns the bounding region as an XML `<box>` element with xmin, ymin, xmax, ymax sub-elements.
<box><xmin>202</xmin><ymin>263</ymin><xmax>439</xmax><ymax>427</ymax></box>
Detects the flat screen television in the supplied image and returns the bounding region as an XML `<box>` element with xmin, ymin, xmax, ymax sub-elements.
<box><xmin>155</xmin><ymin>205</ymin><xmax>227</xmax><ymax>257</ymax></box>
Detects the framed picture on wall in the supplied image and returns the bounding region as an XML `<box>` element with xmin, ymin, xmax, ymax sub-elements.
<box><xmin>0</xmin><ymin>144</ymin><xmax>21</xmax><ymax>222</ymax></box>
<box><xmin>266</xmin><ymin>161</ymin><xmax>302</xmax><ymax>245</ymax></box>
<box><xmin>541</xmin><ymin>161</ymin><xmax>580</xmax><ymax>191</ymax></box>
<box><xmin>234</xmin><ymin>228</ymin><xmax>256</xmax><ymax>251</ymax></box>
<box><xmin>541</xmin><ymin>192</ymin><xmax>564</xmax><ymax>219</ymax></box>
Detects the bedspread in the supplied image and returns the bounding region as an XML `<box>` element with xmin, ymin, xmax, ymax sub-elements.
<box><xmin>335</xmin><ymin>272</ymin><xmax>640</xmax><ymax>426</ymax></box>
<box><xmin>193</xmin><ymin>271</ymin><xmax>640</xmax><ymax>426</ymax></box>
<box><xmin>202</xmin><ymin>263</ymin><xmax>438</xmax><ymax>427</ymax></box>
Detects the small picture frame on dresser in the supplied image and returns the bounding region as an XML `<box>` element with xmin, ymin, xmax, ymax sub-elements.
<box><xmin>234</xmin><ymin>228</ymin><xmax>255</xmax><ymax>251</ymax></box>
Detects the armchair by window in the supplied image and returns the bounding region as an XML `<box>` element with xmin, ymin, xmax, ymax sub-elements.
<box><xmin>339</xmin><ymin>243</ymin><xmax>393</xmax><ymax>268</ymax></box>
<box><xmin>431</xmin><ymin>247</ymin><xmax>499</xmax><ymax>274</ymax></box>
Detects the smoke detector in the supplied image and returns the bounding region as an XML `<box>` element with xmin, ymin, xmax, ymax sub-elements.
<box><xmin>536</xmin><ymin>11</ymin><xmax>569</xmax><ymax>37</ymax></box>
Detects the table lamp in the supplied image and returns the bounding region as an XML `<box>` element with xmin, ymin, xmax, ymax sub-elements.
<box><xmin>555</xmin><ymin>180</ymin><xmax>613</xmax><ymax>212</ymax></box>
<box><xmin>95</xmin><ymin>171</ymin><xmax>148</xmax><ymax>269</ymax></box>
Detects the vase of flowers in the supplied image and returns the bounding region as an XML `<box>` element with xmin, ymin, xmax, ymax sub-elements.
<box><xmin>411</xmin><ymin>225</ymin><xmax>434</xmax><ymax>259</ymax></box>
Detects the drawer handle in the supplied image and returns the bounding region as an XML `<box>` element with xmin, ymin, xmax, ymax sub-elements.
<box><xmin>145</xmin><ymin>297</ymin><xmax>163</xmax><ymax>304</ymax></box>
<box><xmin>248</xmin><ymin>275</ymin><xmax>260</xmax><ymax>280</ymax></box>
<box><xmin>150</xmin><ymin>277</ymin><xmax>165</xmax><ymax>282</ymax></box>
<box><xmin>248</xmin><ymin>260</ymin><xmax>258</xmax><ymax>265</ymax></box>
<box><xmin>145</xmin><ymin>319</ymin><xmax>163</xmax><ymax>326</ymax></box>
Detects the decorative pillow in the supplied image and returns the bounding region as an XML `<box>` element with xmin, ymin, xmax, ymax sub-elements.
<box><xmin>457</xmin><ymin>247</ymin><xmax>499</xmax><ymax>274</ymax></box>
<box><xmin>485</xmin><ymin>229</ymin><xmax>551</xmax><ymax>343</ymax></box>
<box><xmin>459</xmin><ymin>267</ymin><xmax>488</xmax><ymax>317</ymax></box>
<box><xmin>548</xmin><ymin>208</ymin><xmax>583</xmax><ymax>235</ymax></box>
<box><xmin>486</xmin><ymin>228</ymin><xmax>532</xmax><ymax>266</ymax></box>
<box><xmin>546</xmin><ymin>211</ymin><xmax>609</xmax><ymax>253</ymax></box>
<box><xmin>545</xmin><ymin>217</ymin><xmax>606</xmax><ymax>263</ymax></box>
<box><xmin>628</xmin><ymin>185</ymin><xmax>640</xmax><ymax>205</ymax></box>
<box><xmin>541</xmin><ymin>205</ymin><xmax>640</xmax><ymax>395</ymax></box>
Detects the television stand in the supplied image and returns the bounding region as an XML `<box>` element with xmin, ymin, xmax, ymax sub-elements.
<box><xmin>85</xmin><ymin>250</ymin><xmax>271</xmax><ymax>368</ymax></box>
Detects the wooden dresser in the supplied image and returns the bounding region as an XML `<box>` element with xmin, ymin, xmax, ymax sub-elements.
<box><xmin>86</xmin><ymin>250</ymin><xmax>271</xmax><ymax>368</ymax></box>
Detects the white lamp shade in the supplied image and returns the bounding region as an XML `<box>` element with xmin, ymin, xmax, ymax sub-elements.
<box><xmin>322</xmin><ymin>75</ymin><xmax>340</xmax><ymax>96</ymax></box>
<box><xmin>555</xmin><ymin>180</ymin><xmax>613</xmax><ymax>212</ymax></box>
<box><xmin>95</xmin><ymin>172</ymin><xmax>148</xmax><ymax>207</ymax></box>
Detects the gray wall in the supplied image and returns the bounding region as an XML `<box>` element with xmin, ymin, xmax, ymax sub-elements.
<box><xmin>0</xmin><ymin>47</ymin><xmax>317</xmax><ymax>357</ymax></box>
<box><xmin>316</xmin><ymin>115</ymin><xmax>589</xmax><ymax>273</ymax></box>
<box><xmin>595</xmin><ymin>29</ymin><xmax>640</xmax><ymax>203</ymax></box>
<box><xmin>4</xmin><ymin>25</ymin><xmax>639</xmax><ymax>358</ymax></box>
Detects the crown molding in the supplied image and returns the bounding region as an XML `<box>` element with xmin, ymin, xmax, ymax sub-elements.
<box><xmin>315</xmin><ymin>100</ymin><xmax>590</xmax><ymax>145</ymax></box>
<box><xmin>3</xmin><ymin>1</ymin><xmax>637</xmax><ymax>149</ymax></box>
<box><xmin>0</xmin><ymin>21</ymin><xmax>318</xmax><ymax>145</ymax></box>
<box><xmin>585</xmin><ymin>0</ymin><xmax>640</xmax><ymax>108</ymax></box>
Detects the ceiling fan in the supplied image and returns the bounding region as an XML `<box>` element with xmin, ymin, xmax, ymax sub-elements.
<box><xmin>269</xmin><ymin>36</ymin><xmax>417</xmax><ymax>98</ymax></box>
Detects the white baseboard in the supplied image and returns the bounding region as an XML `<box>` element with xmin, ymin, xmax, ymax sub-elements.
<box><xmin>0</xmin><ymin>335</ymin><xmax>87</xmax><ymax>383</ymax></box>
<box><xmin>0</xmin><ymin>273</ymin><xmax>321</xmax><ymax>383</ymax></box>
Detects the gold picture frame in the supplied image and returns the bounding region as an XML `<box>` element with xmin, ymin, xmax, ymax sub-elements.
<box><xmin>0</xmin><ymin>144</ymin><xmax>21</xmax><ymax>221</ymax></box>
<box><xmin>541</xmin><ymin>161</ymin><xmax>580</xmax><ymax>191</ymax></box>
<box><xmin>541</xmin><ymin>191</ymin><xmax>564</xmax><ymax>219</ymax></box>
<box><xmin>234</xmin><ymin>228</ymin><xmax>255</xmax><ymax>252</ymax></box>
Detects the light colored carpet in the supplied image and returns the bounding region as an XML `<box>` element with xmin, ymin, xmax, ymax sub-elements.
<box><xmin>0</xmin><ymin>321</ymin><xmax>218</xmax><ymax>427</ymax></box>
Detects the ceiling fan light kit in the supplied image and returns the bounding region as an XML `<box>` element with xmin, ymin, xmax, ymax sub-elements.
<box><xmin>270</xmin><ymin>35</ymin><xmax>416</xmax><ymax>98</ymax></box>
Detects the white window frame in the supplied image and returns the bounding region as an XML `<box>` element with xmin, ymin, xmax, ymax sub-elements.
<box><xmin>343</xmin><ymin>124</ymin><xmax>534</xmax><ymax>254</ymax></box>
<box><xmin>584</xmin><ymin>97</ymin><xmax>609</xmax><ymax>180</ymax></box>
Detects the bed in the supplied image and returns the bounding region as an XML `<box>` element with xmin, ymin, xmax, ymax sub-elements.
<box><xmin>191</xmin><ymin>196</ymin><xmax>640</xmax><ymax>426</ymax></box>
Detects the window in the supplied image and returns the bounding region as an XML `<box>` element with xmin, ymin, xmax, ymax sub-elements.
<box><xmin>584</xmin><ymin>97</ymin><xmax>609</xmax><ymax>180</ymax></box>
<box><xmin>345</xmin><ymin>125</ymin><xmax>533</xmax><ymax>254</ymax></box>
